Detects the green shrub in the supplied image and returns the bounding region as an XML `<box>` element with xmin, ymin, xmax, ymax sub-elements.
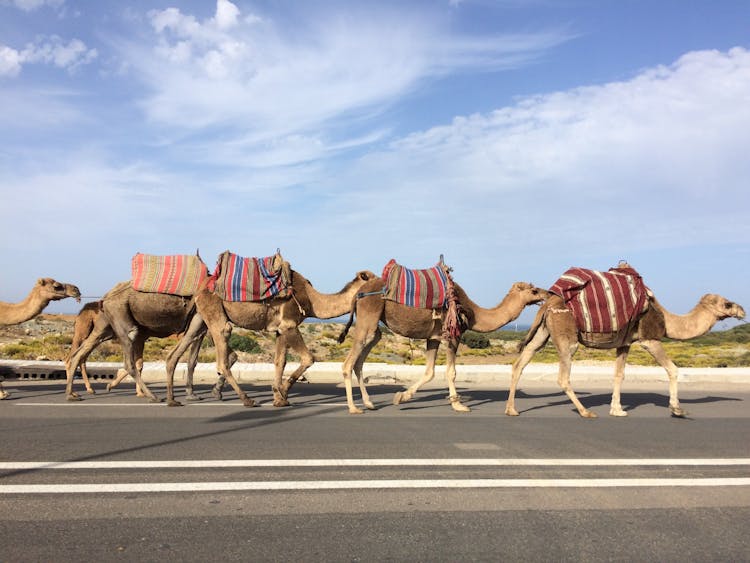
<box><xmin>228</xmin><ymin>333</ymin><xmax>261</xmax><ymax>353</ymax></box>
<box><xmin>461</xmin><ymin>331</ymin><xmax>490</xmax><ymax>349</ymax></box>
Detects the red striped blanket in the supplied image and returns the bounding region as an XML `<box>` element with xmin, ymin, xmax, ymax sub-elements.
<box><xmin>381</xmin><ymin>258</ymin><xmax>450</xmax><ymax>309</ymax></box>
<box><xmin>210</xmin><ymin>250</ymin><xmax>293</xmax><ymax>302</ymax></box>
<box><xmin>549</xmin><ymin>266</ymin><xmax>649</xmax><ymax>334</ymax></box>
<box><xmin>131</xmin><ymin>253</ymin><xmax>208</xmax><ymax>297</ymax></box>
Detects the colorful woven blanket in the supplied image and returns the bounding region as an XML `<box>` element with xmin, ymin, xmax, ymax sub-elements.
<box><xmin>211</xmin><ymin>250</ymin><xmax>293</xmax><ymax>302</ymax></box>
<box><xmin>549</xmin><ymin>266</ymin><xmax>649</xmax><ymax>334</ymax></box>
<box><xmin>131</xmin><ymin>253</ymin><xmax>208</xmax><ymax>297</ymax></box>
<box><xmin>381</xmin><ymin>258</ymin><xmax>451</xmax><ymax>309</ymax></box>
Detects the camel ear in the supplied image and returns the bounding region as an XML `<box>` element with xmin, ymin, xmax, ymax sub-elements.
<box><xmin>359</xmin><ymin>271</ymin><xmax>370</xmax><ymax>280</ymax></box>
<box><xmin>36</xmin><ymin>278</ymin><xmax>45</xmax><ymax>286</ymax></box>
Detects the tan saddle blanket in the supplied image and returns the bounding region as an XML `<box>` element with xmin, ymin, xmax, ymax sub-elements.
<box><xmin>131</xmin><ymin>253</ymin><xmax>208</xmax><ymax>297</ymax></box>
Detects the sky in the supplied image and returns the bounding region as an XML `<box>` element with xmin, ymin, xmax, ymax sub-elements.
<box><xmin>1</xmin><ymin>0</ymin><xmax>748</xmax><ymax>328</ymax></box>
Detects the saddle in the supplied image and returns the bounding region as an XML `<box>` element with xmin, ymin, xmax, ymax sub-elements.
<box><xmin>381</xmin><ymin>258</ymin><xmax>452</xmax><ymax>310</ymax></box>
<box><xmin>131</xmin><ymin>253</ymin><xmax>208</xmax><ymax>297</ymax></box>
<box><xmin>210</xmin><ymin>250</ymin><xmax>293</xmax><ymax>302</ymax></box>
<box><xmin>549</xmin><ymin>263</ymin><xmax>650</xmax><ymax>340</ymax></box>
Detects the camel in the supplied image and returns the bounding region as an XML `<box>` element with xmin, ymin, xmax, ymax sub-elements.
<box><xmin>64</xmin><ymin>301</ymin><xmax>102</xmax><ymax>395</ymax></box>
<box><xmin>338</xmin><ymin>279</ymin><xmax>549</xmax><ymax>414</ymax></box>
<box><xmin>0</xmin><ymin>278</ymin><xmax>81</xmax><ymax>326</ymax></box>
<box><xmin>164</xmin><ymin>269</ymin><xmax>377</xmax><ymax>407</ymax></box>
<box><xmin>0</xmin><ymin>277</ymin><xmax>81</xmax><ymax>399</ymax></box>
<box><xmin>505</xmin><ymin>292</ymin><xmax>745</xmax><ymax>418</ymax></box>
<box><xmin>65</xmin><ymin>300</ymin><xmax>186</xmax><ymax>398</ymax></box>
<box><xmin>64</xmin><ymin>282</ymin><xmax>206</xmax><ymax>402</ymax></box>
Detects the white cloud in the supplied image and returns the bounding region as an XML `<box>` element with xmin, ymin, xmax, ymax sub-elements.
<box><xmin>0</xmin><ymin>45</ymin><xmax>22</xmax><ymax>76</ymax></box>
<box><xmin>21</xmin><ymin>37</ymin><xmax>98</xmax><ymax>70</ymax></box>
<box><xmin>0</xmin><ymin>36</ymin><xmax>97</xmax><ymax>77</ymax></box>
<box><xmin>124</xmin><ymin>2</ymin><xmax>570</xmax><ymax>151</ymax></box>
<box><xmin>3</xmin><ymin>0</ymin><xmax>64</xmax><ymax>11</ymax></box>
<box><xmin>213</xmin><ymin>0</ymin><xmax>240</xmax><ymax>30</ymax></box>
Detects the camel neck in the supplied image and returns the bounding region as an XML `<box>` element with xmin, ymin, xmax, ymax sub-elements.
<box><xmin>0</xmin><ymin>293</ymin><xmax>47</xmax><ymax>326</ymax></box>
<box><xmin>658</xmin><ymin>301</ymin><xmax>719</xmax><ymax>340</ymax></box>
<box><xmin>461</xmin><ymin>289</ymin><xmax>526</xmax><ymax>333</ymax></box>
<box><xmin>304</xmin><ymin>283</ymin><xmax>356</xmax><ymax>320</ymax></box>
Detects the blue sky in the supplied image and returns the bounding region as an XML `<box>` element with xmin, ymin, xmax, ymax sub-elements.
<box><xmin>1</xmin><ymin>0</ymin><xmax>748</xmax><ymax>327</ymax></box>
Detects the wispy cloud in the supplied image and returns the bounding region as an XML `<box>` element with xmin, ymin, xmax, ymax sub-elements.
<box><xmin>111</xmin><ymin>0</ymin><xmax>571</xmax><ymax>167</ymax></box>
<box><xmin>0</xmin><ymin>36</ymin><xmax>97</xmax><ymax>77</ymax></box>
<box><xmin>1</xmin><ymin>0</ymin><xmax>64</xmax><ymax>11</ymax></box>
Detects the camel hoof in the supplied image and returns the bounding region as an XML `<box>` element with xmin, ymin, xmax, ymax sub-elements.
<box><xmin>67</xmin><ymin>394</ymin><xmax>82</xmax><ymax>402</ymax></box>
<box><xmin>148</xmin><ymin>396</ymin><xmax>163</xmax><ymax>403</ymax></box>
<box><xmin>242</xmin><ymin>398</ymin><xmax>256</xmax><ymax>408</ymax></box>
<box><xmin>273</xmin><ymin>398</ymin><xmax>290</xmax><ymax>407</ymax></box>
<box><xmin>349</xmin><ymin>406</ymin><xmax>364</xmax><ymax>415</ymax></box>
<box><xmin>185</xmin><ymin>393</ymin><xmax>201</xmax><ymax>402</ymax></box>
<box><xmin>364</xmin><ymin>401</ymin><xmax>376</xmax><ymax>411</ymax></box>
<box><xmin>580</xmin><ymin>410</ymin><xmax>598</xmax><ymax>419</ymax></box>
<box><xmin>167</xmin><ymin>399</ymin><xmax>183</xmax><ymax>407</ymax></box>
<box><xmin>105</xmin><ymin>384</ymin><xmax>112</xmax><ymax>393</ymax></box>
<box><xmin>0</xmin><ymin>391</ymin><xmax>10</xmax><ymax>400</ymax></box>
<box><xmin>609</xmin><ymin>408</ymin><xmax>628</xmax><ymax>417</ymax></box>
<box><xmin>87</xmin><ymin>389</ymin><xmax>96</xmax><ymax>395</ymax></box>
<box><xmin>505</xmin><ymin>406</ymin><xmax>520</xmax><ymax>416</ymax></box>
<box><xmin>670</xmin><ymin>407</ymin><xmax>687</xmax><ymax>418</ymax></box>
<box><xmin>211</xmin><ymin>387</ymin><xmax>223</xmax><ymax>401</ymax></box>
<box><xmin>393</xmin><ymin>391</ymin><xmax>409</xmax><ymax>405</ymax></box>
<box><xmin>451</xmin><ymin>402</ymin><xmax>471</xmax><ymax>413</ymax></box>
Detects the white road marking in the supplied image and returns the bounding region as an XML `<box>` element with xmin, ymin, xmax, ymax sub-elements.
<box><xmin>2</xmin><ymin>458</ymin><xmax>749</xmax><ymax>470</ymax></box>
<box><xmin>2</xmin><ymin>478</ymin><xmax>750</xmax><ymax>494</ymax></box>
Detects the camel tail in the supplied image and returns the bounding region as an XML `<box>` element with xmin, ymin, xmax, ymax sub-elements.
<box><xmin>337</xmin><ymin>295</ymin><xmax>359</xmax><ymax>344</ymax></box>
<box><xmin>517</xmin><ymin>304</ymin><xmax>547</xmax><ymax>353</ymax></box>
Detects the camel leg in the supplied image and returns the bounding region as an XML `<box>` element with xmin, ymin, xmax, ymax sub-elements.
<box><xmin>639</xmin><ymin>339</ymin><xmax>686</xmax><ymax>417</ymax></box>
<box><xmin>79</xmin><ymin>362</ymin><xmax>96</xmax><ymax>395</ymax></box>
<box><xmin>556</xmin><ymin>339</ymin><xmax>596</xmax><ymax>418</ymax></box>
<box><xmin>506</xmin><ymin>325</ymin><xmax>550</xmax><ymax>416</ymax></box>
<box><xmin>394</xmin><ymin>339</ymin><xmax>440</xmax><ymax>406</ymax></box>
<box><xmin>210</xmin><ymin>320</ymin><xmax>255</xmax><ymax>408</ymax></box>
<box><xmin>271</xmin><ymin>331</ymin><xmax>289</xmax><ymax>406</ymax></box>
<box><xmin>120</xmin><ymin>332</ymin><xmax>159</xmax><ymax>403</ymax></box>
<box><xmin>65</xmin><ymin>318</ymin><xmax>114</xmax><ymax>401</ymax></box>
<box><xmin>106</xmin><ymin>368</ymin><xmax>129</xmax><ymax>392</ymax></box>
<box><xmin>341</xmin><ymin>302</ymin><xmax>384</xmax><ymax>414</ymax></box>
<box><xmin>353</xmin><ymin>328</ymin><xmax>381</xmax><ymax>411</ymax></box>
<box><xmin>444</xmin><ymin>339</ymin><xmax>470</xmax><ymax>413</ymax></box>
<box><xmin>183</xmin><ymin>335</ymin><xmax>204</xmax><ymax>402</ymax></box>
<box><xmin>609</xmin><ymin>346</ymin><xmax>630</xmax><ymax>417</ymax></box>
<box><xmin>0</xmin><ymin>381</ymin><xmax>8</xmax><ymax>400</ymax></box>
<box><xmin>278</xmin><ymin>328</ymin><xmax>315</xmax><ymax>406</ymax></box>
<box><xmin>165</xmin><ymin>314</ymin><xmax>206</xmax><ymax>406</ymax></box>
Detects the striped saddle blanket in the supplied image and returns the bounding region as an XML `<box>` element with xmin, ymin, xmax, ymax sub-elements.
<box><xmin>381</xmin><ymin>258</ymin><xmax>451</xmax><ymax>309</ymax></box>
<box><xmin>549</xmin><ymin>266</ymin><xmax>649</xmax><ymax>334</ymax></box>
<box><xmin>211</xmin><ymin>250</ymin><xmax>293</xmax><ymax>302</ymax></box>
<box><xmin>131</xmin><ymin>253</ymin><xmax>208</xmax><ymax>297</ymax></box>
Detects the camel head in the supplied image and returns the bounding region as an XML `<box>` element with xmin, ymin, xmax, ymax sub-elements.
<box><xmin>699</xmin><ymin>294</ymin><xmax>745</xmax><ymax>321</ymax></box>
<box><xmin>509</xmin><ymin>282</ymin><xmax>551</xmax><ymax>305</ymax></box>
<box><xmin>37</xmin><ymin>278</ymin><xmax>82</xmax><ymax>303</ymax></box>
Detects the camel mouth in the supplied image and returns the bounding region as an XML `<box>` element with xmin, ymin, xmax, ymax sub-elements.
<box><xmin>66</xmin><ymin>285</ymin><xmax>82</xmax><ymax>302</ymax></box>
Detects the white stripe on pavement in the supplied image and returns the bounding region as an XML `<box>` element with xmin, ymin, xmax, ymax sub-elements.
<box><xmin>2</xmin><ymin>458</ymin><xmax>749</xmax><ymax>470</ymax></box>
<box><xmin>2</xmin><ymin>478</ymin><xmax>750</xmax><ymax>494</ymax></box>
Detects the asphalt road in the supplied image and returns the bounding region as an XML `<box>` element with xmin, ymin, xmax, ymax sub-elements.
<box><xmin>1</xmin><ymin>379</ymin><xmax>749</xmax><ymax>562</ymax></box>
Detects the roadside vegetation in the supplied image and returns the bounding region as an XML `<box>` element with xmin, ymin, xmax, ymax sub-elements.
<box><xmin>1</xmin><ymin>316</ymin><xmax>748</xmax><ymax>368</ymax></box>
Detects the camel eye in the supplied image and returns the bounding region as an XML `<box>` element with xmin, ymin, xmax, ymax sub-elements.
<box><xmin>725</xmin><ymin>302</ymin><xmax>733</xmax><ymax>309</ymax></box>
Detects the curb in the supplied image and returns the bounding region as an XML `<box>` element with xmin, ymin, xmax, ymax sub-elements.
<box><xmin>3</xmin><ymin>360</ymin><xmax>749</xmax><ymax>386</ymax></box>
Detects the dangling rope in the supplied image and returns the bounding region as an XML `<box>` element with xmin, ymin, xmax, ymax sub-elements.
<box><xmin>440</xmin><ymin>256</ymin><xmax>464</xmax><ymax>341</ymax></box>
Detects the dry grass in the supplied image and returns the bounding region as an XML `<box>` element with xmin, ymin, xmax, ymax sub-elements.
<box><xmin>1</xmin><ymin>314</ymin><xmax>748</xmax><ymax>368</ymax></box>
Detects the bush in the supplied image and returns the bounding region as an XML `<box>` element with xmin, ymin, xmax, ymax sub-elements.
<box><xmin>228</xmin><ymin>333</ymin><xmax>261</xmax><ymax>353</ymax></box>
<box><xmin>461</xmin><ymin>331</ymin><xmax>490</xmax><ymax>349</ymax></box>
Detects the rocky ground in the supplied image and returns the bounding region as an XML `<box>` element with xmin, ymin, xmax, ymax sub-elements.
<box><xmin>0</xmin><ymin>314</ymin><xmax>523</xmax><ymax>366</ymax></box>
